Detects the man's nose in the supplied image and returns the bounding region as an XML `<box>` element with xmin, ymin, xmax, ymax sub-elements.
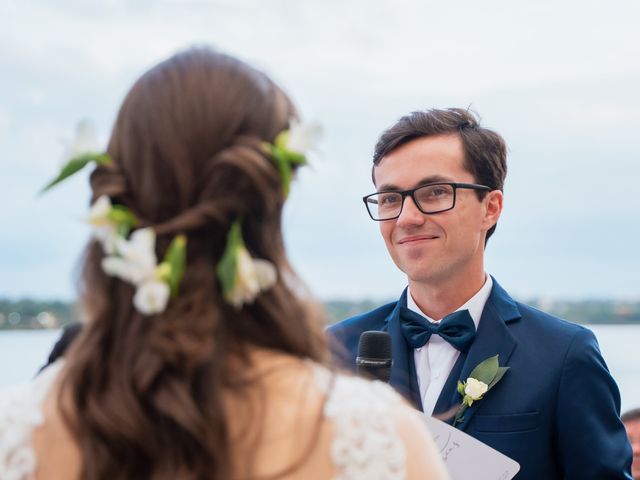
<box><xmin>396</xmin><ymin>195</ymin><xmax>425</xmax><ymax>226</ymax></box>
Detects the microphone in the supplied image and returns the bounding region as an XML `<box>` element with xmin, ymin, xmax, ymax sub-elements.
<box><xmin>356</xmin><ymin>331</ymin><xmax>392</xmax><ymax>382</ymax></box>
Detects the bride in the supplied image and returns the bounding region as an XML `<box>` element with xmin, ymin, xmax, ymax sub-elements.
<box><xmin>0</xmin><ymin>48</ymin><xmax>448</xmax><ymax>480</ymax></box>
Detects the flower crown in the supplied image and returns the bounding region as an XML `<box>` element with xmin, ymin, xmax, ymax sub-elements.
<box><xmin>41</xmin><ymin>119</ymin><xmax>321</xmax><ymax>314</ymax></box>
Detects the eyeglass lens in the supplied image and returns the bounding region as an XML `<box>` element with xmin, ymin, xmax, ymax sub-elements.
<box><xmin>367</xmin><ymin>184</ymin><xmax>455</xmax><ymax>220</ymax></box>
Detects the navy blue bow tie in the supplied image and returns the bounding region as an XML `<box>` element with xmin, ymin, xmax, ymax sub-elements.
<box><xmin>400</xmin><ymin>307</ymin><xmax>476</xmax><ymax>352</ymax></box>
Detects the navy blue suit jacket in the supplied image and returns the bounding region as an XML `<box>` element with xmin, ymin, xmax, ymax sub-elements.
<box><xmin>327</xmin><ymin>278</ymin><xmax>632</xmax><ymax>480</ymax></box>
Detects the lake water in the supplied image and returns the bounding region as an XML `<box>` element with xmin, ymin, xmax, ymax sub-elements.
<box><xmin>1</xmin><ymin>325</ymin><xmax>639</xmax><ymax>412</ymax></box>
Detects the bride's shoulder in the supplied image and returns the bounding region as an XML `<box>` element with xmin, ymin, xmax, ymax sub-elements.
<box><xmin>0</xmin><ymin>362</ymin><xmax>63</xmax><ymax>478</ymax></box>
<box><xmin>310</xmin><ymin>363</ymin><xmax>405</xmax><ymax>410</ymax></box>
<box><xmin>310</xmin><ymin>363</ymin><xmax>450</xmax><ymax>480</ymax></box>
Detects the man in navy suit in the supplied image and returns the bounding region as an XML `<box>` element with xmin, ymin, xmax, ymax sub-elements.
<box><xmin>328</xmin><ymin>108</ymin><xmax>632</xmax><ymax>479</ymax></box>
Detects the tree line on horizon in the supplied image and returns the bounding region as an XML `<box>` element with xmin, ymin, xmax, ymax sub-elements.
<box><xmin>1</xmin><ymin>297</ymin><xmax>639</xmax><ymax>330</ymax></box>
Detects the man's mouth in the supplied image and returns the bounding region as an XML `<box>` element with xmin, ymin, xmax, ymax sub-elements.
<box><xmin>398</xmin><ymin>234</ymin><xmax>439</xmax><ymax>245</ymax></box>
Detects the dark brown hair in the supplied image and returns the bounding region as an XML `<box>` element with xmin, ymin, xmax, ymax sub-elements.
<box><xmin>622</xmin><ymin>408</ymin><xmax>640</xmax><ymax>423</ymax></box>
<box><xmin>59</xmin><ymin>48</ymin><xmax>327</xmax><ymax>479</ymax></box>
<box><xmin>372</xmin><ymin>107</ymin><xmax>507</xmax><ymax>241</ymax></box>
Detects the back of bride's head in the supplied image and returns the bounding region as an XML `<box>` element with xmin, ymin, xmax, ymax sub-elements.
<box><xmin>61</xmin><ymin>47</ymin><xmax>326</xmax><ymax>479</ymax></box>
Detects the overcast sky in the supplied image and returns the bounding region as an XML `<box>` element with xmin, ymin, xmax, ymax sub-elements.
<box><xmin>1</xmin><ymin>0</ymin><xmax>639</xmax><ymax>302</ymax></box>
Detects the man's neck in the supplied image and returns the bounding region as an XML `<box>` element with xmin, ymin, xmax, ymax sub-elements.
<box><xmin>408</xmin><ymin>270</ymin><xmax>487</xmax><ymax>320</ymax></box>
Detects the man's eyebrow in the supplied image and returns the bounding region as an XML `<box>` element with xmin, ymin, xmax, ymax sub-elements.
<box><xmin>376</xmin><ymin>175</ymin><xmax>453</xmax><ymax>192</ymax></box>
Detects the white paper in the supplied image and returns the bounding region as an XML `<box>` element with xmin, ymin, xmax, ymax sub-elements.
<box><xmin>424</xmin><ymin>416</ymin><xmax>520</xmax><ymax>480</ymax></box>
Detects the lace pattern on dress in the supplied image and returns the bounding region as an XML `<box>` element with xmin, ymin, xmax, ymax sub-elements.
<box><xmin>314</xmin><ymin>366</ymin><xmax>407</xmax><ymax>480</ymax></box>
<box><xmin>0</xmin><ymin>362</ymin><xmax>63</xmax><ymax>480</ymax></box>
<box><xmin>0</xmin><ymin>361</ymin><xmax>409</xmax><ymax>480</ymax></box>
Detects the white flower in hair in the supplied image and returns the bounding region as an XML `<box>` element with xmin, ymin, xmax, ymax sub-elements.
<box><xmin>216</xmin><ymin>220</ymin><xmax>277</xmax><ymax>309</ymax></box>
<box><xmin>87</xmin><ymin>195</ymin><xmax>118</xmax><ymax>254</ymax></box>
<box><xmin>40</xmin><ymin>120</ymin><xmax>112</xmax><ymax>193</ymax></box>
<box><xmin>87</xmin><ymin>195</ymin><xmax>112</xmax><ymax>225</ymax></box>
<box><xmin>41</xmin><ymin>120</ymin><xmax>187</xmax><ymax>316</ymax></box>
<box><xmin>267</xmin><ymin>119</ymin><xmax>323</xmax><ymax>197</ymax></box>
<box><xmin>284</xmin><ymin>119</ymin><xmax>322</xmax><ymax>155</ymax></box>
<box><xmin>102</xmin><ymin>228</ymin><xmax>158</xmax><ymax>285</ymax></box>
<box><xmin>67</xmin><ymin>119</ymin><xmax>99</xmax><ymax>158</ymax></box>
<box><xmin>102</xmin><ymin>228</ymin><xmax>185</xmax><ymax>315</ymax></box>
<box><xmin>226</xmin><ymin>247</ymin><xmax>277</xmax><ymax>308</ymax></box>
<box><xmin>133</xmin><ymin>280</ymin><xmax>171</xmax><ymax>315</ymax></box>
<box><xmin>98</xmin><ymin>226</ymin><xmax>187</xmax><ymax>315</ymax></box>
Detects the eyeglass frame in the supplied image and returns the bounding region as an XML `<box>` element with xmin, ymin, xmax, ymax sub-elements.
<box><xmin>362</xmin><ymin>182</ymin><xmax>492</xmax><ymax>221</ymax></box>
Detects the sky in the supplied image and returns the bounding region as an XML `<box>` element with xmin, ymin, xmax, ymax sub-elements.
<box><xmin>1</xmin><ymin>0</ymin><xmax>639</xmax><ymax>302</ymax></box>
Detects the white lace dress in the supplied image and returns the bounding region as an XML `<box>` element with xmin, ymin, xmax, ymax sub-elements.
<box><xmin>0</xmin><ymin>362</ymin><xmax>63</xmax><ymax>480</ymax></box>
<box><xmin>0</xmin><ymin>363</ymin><xmax>408</xmax><ymax>480</ymax></box>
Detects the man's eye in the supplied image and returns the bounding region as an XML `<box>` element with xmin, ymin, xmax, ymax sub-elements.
<box><xmin>429</xmin><ymin>188</ymin><xmax>448</xmax><ymax>196</ymax></box>
<box><xmin>379</xmin><ymin>194</ymin><xmax>400</xmax><ymax>205</ymax></box>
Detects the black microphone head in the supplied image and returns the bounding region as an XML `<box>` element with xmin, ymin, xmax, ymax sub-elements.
<box><xmin>356</xmin><ymin>331</ymin><xmax>392</xmax><ymax>383</ymax></box>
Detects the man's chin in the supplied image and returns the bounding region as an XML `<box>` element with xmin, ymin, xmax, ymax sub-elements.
<box><xmin>404</xmin><ymin>267</ymin><xmax>443</xmax><ymax>285</ymax></box>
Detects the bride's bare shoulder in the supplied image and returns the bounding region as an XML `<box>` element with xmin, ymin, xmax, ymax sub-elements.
<box><xmin>32</xmin><ymin>365</ymin><xmax>81</xmax><ymax>480</ymax></box>
<box><xmin>389</xmin><ymin>403</ymin><xmax>451</xmax><ymax>480</ymax></box>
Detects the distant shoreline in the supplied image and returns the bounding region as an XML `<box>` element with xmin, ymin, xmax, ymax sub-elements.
<box><xmin>2</xmin><ymin>298</ymin><xmax>640</xmax><ymax>329</ymax></box>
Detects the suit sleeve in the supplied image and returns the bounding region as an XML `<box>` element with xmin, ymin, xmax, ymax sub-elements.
<box><xmin>555</xmin><ymin>328</ymin><xmax>633</xmax><ymax>479</ymax></box>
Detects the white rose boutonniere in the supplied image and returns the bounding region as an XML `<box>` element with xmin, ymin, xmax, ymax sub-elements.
<box><xmin>454</xmin><ymin>354</ymin><xmax>509</xmax><ymax>427</ymax></box>
<box><xmin>464</xmin><ymin>377</ymin><xmax>489</xmax><ymax>401</ymax></box>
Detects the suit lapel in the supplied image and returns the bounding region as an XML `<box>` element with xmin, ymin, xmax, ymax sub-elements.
<box><xmin>385</xmin><ymin>290</ymin><xmax>423</xmax><ymax>411</ymax></box>
<box><xmin>432</xmin><ymin>351</ymin><xmax>467</xmax><ymax>422</ymax></box>
<box><xmin>436</xmin><ymin>278</ymin><xmax>521</xmax><ymax>430</ymax></box>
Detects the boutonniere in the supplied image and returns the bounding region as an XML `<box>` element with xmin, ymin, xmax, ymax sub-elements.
<box><xmin>454</xmin><ymin>354</ymin><xmax>509</xmax><ymax>427</ymax></box>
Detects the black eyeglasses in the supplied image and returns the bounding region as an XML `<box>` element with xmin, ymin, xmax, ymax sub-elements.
<box><xmin>362</xmin><ymin>182</ymin><xmax>491</xmax><ymax>221</ymax></box>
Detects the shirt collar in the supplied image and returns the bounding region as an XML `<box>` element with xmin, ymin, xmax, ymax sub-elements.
<box><xmin>407</xmin><ymin>274</ymin><xmax>493</xmax><ymax>330</ymax></box>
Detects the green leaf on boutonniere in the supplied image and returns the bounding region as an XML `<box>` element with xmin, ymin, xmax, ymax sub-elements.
<box><xmin>453</xmin><ymin>354</ymin><xmax>510</xmax><ymax>427</ymax></box>
<box><xmin>468</xmin><ymin>354</ymin><xmax>500</xmax><ymax>385</ymax></box>
<box><xmin>216</xmin><ymin>220</ymin><xmax>242</xmax><ymax>298</ymax></box>
<box><xmin>40</xmin><ymin>152</ymin><xmax>112</xmax><ymax>194</ymax></box>
<box><xmin>488</xmin><ymin>366</ymin><xmax>509</xmax><ymax>390</ymax></box>
<box><xmin>457</xmin><ymin>380</ymin><xmax>466</xmax><ymax>397</ymax></box>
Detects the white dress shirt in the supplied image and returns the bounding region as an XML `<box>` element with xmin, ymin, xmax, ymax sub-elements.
<box><xmin>408</xmin><ymin>275</ymin><xmax>493</xmax><ymax>415</ymax></box>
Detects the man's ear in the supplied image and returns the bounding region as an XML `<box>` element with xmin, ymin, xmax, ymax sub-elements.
<box><xmin>482</xmin><ymin>190</ymin><xmax>503</xmax><ymax>230</ymax></box>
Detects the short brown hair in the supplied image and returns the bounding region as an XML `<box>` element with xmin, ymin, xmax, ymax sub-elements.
<box><xmin>373</xmin><ymin>107</ymin><xmax>507</xmax><ymax>241</ymax></box>
<box><xmin>622</xmin><ymin>408</ymin><xmax>640</xmax><ymax>423</ymax></box>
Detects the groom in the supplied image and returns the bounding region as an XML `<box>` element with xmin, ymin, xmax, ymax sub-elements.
<box><xmin>328</xmin><ymin>108</ymin><xmax>632</xmax><ymax>479</ymax></box>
